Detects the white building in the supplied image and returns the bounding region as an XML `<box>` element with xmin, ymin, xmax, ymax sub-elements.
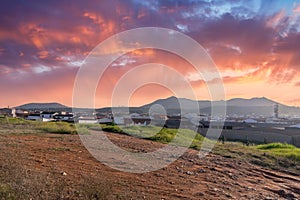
<box><xmin>244</xmin><ymin>118</ymin><xmax>258</xmax><ymax>123</ymax></box>
<box><xmin>27</xmin><ymin>114</ymin><xmax>42</xmax><ymax>121</ymax></box>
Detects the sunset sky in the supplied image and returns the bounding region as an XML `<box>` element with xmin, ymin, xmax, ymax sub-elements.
<box><xmin>1</xmin><ymin>0</ymin><xmax>300</xmax><ymax>108</ymax></box>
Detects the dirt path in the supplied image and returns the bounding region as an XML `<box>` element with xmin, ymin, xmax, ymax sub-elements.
<box><xmin>0</xmin><ymin>132</ymin><xmax>299</xmax><ymax>199</ymax></box>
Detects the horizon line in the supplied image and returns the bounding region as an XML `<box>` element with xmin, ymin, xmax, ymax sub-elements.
<box><xmin>4</xmin><ymin>95</ymin><xmax>298</xmax><ymax>109</ymax></box>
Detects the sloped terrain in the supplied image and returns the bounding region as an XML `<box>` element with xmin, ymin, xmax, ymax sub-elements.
<box><xmin>0</xmin><ymin>131</ymin><xmax>299</xmax><ymax>199</ymax></box>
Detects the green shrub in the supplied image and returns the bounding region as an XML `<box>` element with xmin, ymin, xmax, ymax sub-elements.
<box><xmin>100</xmin><ymin>124</ymin><xmax>124</xmax><ymax>133</ymax></box>
<box><xmin>36</xmin><ymin>122</ymin><xmax>76</xmax><ymax>134</ymax></box>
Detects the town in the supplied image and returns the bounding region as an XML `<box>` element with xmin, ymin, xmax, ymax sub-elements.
<box><xmin>1</xmin><ymin>100</ymin><xmax>300</xmax><ymax>148</ymax></box>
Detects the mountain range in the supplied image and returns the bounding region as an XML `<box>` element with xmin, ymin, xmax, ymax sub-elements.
<box><xmin>139</xmin><ymin>96</ymin><xmax>299</xmax><ymax>116</ymax></box>
<box><xmin>15</xmin><ymin>97</ymin><xmax>300</xmax><ymax>117</ymax></box>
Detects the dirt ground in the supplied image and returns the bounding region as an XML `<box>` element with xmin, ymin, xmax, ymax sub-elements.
<box><xmin>0</xmin><ymin>132</ymin><xmax>299</xmax><ymax>199</ymax></box>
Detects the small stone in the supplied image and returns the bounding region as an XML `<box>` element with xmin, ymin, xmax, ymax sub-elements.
<box><xmin>264</xmin><ymin>197</ymin><xmax>274</xmax><ymax>200</ymax></box>
<box><xmin>196</xmin><ymin>192</ymin><xmax>204</xmax><ymax>196</ymax></box>
<box><xmin>225</xmin><ymin>193</ymin><xmax>232</xmax><ymax>198</ymax></box>
<box><xmin>186</xmin><ymin>171</ymin><xmax>194</xmax><ymax>175</ymax></box>
<box><xmin>198</xmin><ymin>169</ymin><xmax>206</xmax><ymax>173</ymax></box>
<box><xmin>61</xmin><ymin>172</ymin><xmax>67</xmax><ymax>176</ymax></box>
<box><xmin>277</xmin><ymin>189</ymin><xmax>285</xmax><ymax>196</ymax></box>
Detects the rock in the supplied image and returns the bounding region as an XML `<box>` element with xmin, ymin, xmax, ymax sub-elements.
<box><xmin>61</xmin><ymin>172</ymin><xmax>67</xmax><ymax>176</ymax></box>
<box><xmin>186</xmin><ymin>171</ymin><xmax>194</xmax><ymax>175</ymax></box>
<box><xmin>196</xmin><ymin>192</ymin><xmax>204</xmax><ymax>196</ymax></box>
<box><xmin>210</xmin><ymin>167</ymin><xmax>217</xmax><ymax>171</ymax></box>
<box><xmin>225</xmin><ymin>193</ymin><xmax>232</xmax><ymax>198</ymax></box>
<box><xmin>154</xmin><ymin>173</ymin><xmax>163</xmax><ymax>177</ymax></box>
<box><xmin>277</xmin><ymin>189</ymin><xmax>285</xmax><ymax>196</ymax></box>
<box><xmin>276</xmin><ymin>190</ymin><xmax>296</xmax><ymax>199</ymax></box>
<box><xmin>264</xmin><ymin>197</ymin><xmax>274</xmax><ymax>200</ymax></box>
<box><xmin>286</xmin><ymin>193</ymin><xmax>296</xmax><ymax>199</ymax></box>
<box><xmin>198</xmin><ymin>169</ymin><xmax>206</xmax><ymax>173</ymax></box>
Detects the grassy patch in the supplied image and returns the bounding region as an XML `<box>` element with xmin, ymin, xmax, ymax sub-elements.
<box><xmin>0</xmin><ymin>117</ymin><xmax>79</xmax><ymax>135</ymax></box>
<box><xmin>212</xmin><ymin>142</ymin><xmax>300</xmax><ymax>173</ymax></box>
<box><xmin>97</xmin><ymin>125</ymin><xmax>205</xmax><ymax>148</ymax></box>
<box><xmin>99</xmin><ymin>124</ymin><xmax>125</xmax><ymax>133</ymax></box>
<box><xmin>256</xmin><ymin>143</ymin><xmax>300</xmax><ymax>162</ymax></box>
<box><xmin>36</xmin><ymin>122</ymin><xmax>77</xmax><ymax>134</ymax></box>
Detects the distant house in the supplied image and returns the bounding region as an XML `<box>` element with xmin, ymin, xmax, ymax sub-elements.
<box><xmin>11</xmin><ymin>108</ymin><xmax>16</xmax><ymax>118</ymax></box>
<box><xmin>113</xmin><ymin>116</ymin><xmax>125</xmax><ymax>125</ymax></box>
<box><xmin>53</xmin><ymin>113</ymin><xmax>74</xmax><ymax>122</ymax></box>
<box><xmin>40</xmin><ymin>111</ymin><xmax>57</xmax><ymax>122</ymax></box>
<box><xmin>96</xmin><ymin>113</ymin><xmax>113</xmax><ymax>124</ymax></box>
<box><xmin>199</xmin><ymin>121</ymin><xmax>251</xmax><ymax>130</ymax></box>
<box><xmin>0</xmin><ymin>108</ymin><xmax>12</xmax><ymax>117</ymax></box>
<box><xmin>285</xmin><ymin>124</ymin><xmax>300</xmax><ymax>130</ymax></box>
<box><xmin>98</xmin><ymin>117</ymin><xmax>113</xmax><ymax>124</ymax></box>
<box><xmin>27</xmin><ymin>113</ymin><xmax>42</xmax><ymax>121</ymax></box>
<box><xmin>243</xmin><ymin>118</ymin><xmax>258</xmax><ymax>123</ymax></box>
<box><xmin>41</xmin><ymin>111</ymin><xmax>57</xmax><ymax>119</ymax></box>
<box><xmin>15</xmin><ymin>109</ymin><xmax>29</xmax><ymax>118</ymax></box>
<box><xmin>78</xmin><ymin>117</ymin><xmax>98</xmax><ymax>124</ymax></box>
<box><xmin>124</xmin><ymin>115</ymin><xmax>152</xmax><ymax>126</ymax></box>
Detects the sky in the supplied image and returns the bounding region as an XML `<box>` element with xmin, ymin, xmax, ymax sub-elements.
<box><xmin>1</xmin><ymin>0</ymin><xmax>300</xmax><ymax>108</ymax></box>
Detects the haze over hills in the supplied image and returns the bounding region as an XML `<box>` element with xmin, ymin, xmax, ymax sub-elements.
<box><xmin>15</xmin><ymin>97</ymin><xmax>300</xmax><ymax>117</ymax></box>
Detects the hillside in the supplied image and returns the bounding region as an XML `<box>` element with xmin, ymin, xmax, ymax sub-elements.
<box><xmin>17</xmin><ymin>102</ymin><xmax>69</xmax><ymax>111</ymax></box>
<box><xmin>140</xmin><ymin>96</ymin><xmax>300</xmax><ymax>116</ymax></box>
<box><xmin>0</xmin><ymin>127</ymin><xmax>299</xmax><ymax>199</ymax></box>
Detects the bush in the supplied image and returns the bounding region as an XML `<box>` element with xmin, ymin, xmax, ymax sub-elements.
<box><xmin>36</xmin><ymin>122</ymin><xmax>77</xmax><ymax>134</ymax></box>
<box><xmin>100</xmin><ymin>124</ymin><xmax>124</xmax><ymax>133</ymax></box>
